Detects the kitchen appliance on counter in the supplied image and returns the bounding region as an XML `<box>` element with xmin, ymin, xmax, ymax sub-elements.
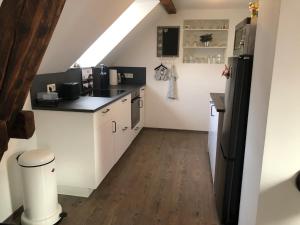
<box><xmin>93</xmin><ymin>64</ymin><xmax>109</xmax><ymax>90</ymax></box>
<box><xmin>214</xmin><ymin>55</ymin><xmax>253</xmax><ymax>225</ymax></box>
<box><xmin>60</xmin><ymin>82</ymin><xmax>81</xmax><ymax>100</ymax></box>
<box><xmin>131</xmin><ymin>90</ymin><xmax>141</xmax><ymax>129</ymax></box>
<box><xmin>233</xmin><ymin>17</ymin><xmax>257</xmax><ymax>56</ymax></box>
<box><xmin>36</xmin><ymin>92</ymin><xmax>61</xmax><ymax>107</ymax></box>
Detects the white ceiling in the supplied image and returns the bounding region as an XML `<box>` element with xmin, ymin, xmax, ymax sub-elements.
<box><xmin>173</xmin><ymin>0</ymin><xmax>249</xmax><ymax>9</ymax></box>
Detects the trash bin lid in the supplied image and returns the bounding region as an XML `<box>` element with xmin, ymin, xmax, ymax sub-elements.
<box><xmin>17</xmin><ymin>150</ymin><xmax>55</xmax><ymax>167</ymax></box>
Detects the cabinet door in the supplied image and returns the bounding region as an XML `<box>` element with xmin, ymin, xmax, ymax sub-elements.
<box><xmin>114</xmin><ymin>94</ymin><xmax>131</xmax><ymax>161</ymax></box>
<box><xmin>208</xmin><ymin>101</ymin><xmax>219</xmax><ymax>182</ymax></box>
<box><xmin>94</xmin><ymin>106</ymin><xmax>115</xmax><ymax>186</ymax></box>
<box><xmin>139</xmin><ymin>87</ymin><xmax>145</xmax><ymax>127</ymax></box>
<box><xmin>120</xmin><ymin>95</ymin><xmax>131</xmax><ymax>154</ymax></box>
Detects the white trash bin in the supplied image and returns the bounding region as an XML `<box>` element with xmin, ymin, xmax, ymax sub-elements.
<box><xmin>17</xmin><ymin>150</ymin><xmax>62</xmax><ymax>225</ymax></box>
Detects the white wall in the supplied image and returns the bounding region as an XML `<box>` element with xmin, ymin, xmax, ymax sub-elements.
<box><xmin>238</xmin><ymin>1</ymin><xmax>282</xmax><ymax>225</ymax></box>
<box><xmin>103</xmin><ymin>6</ymin><xmax>248</xmax><ymax>131</ymax></box>
<box><xmin>256</xmin><ymin>1</ymin><xmax>300</xmax><ymax>224</ymax></box>
<box><xmin>38</xmin><ymin>0</ymin><xmax>134</xmax><ymax>74</ymax></box>
<box><xmin>0</xmin><ymin>98</ymin><xmax>37</xmax><ymax>222</ymax></box>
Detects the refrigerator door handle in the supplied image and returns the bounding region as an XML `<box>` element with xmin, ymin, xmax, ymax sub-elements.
<box><xmin>211</xmin><ymin>104</ymin><xmax>215</xmax><ymax>116</ymax></box>
<box><xmin>220</xmin><ymin>144</ymin><xmax>235</xmax><ymax>161</ymax></box>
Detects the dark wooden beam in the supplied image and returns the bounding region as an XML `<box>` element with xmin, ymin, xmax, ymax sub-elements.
<box><xmin>160</xmin><ymin>0</ymin><xmax>176</xmax><ymax>14</ymax></box>
<box><xmin>0</xmin><ymin>0</ymin><xmax>66</xmax><ymax>158</ymax></box>
<box><xmin>0</xmin><ymin>121</ymin><xmax>8</xmax><ymax>159</ymax></box>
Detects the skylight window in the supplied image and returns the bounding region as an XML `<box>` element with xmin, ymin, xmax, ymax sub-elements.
<box><xmin>73</xmin><ymin>0</ymin><xmax>159</xmax><ymax>68</ymax></box>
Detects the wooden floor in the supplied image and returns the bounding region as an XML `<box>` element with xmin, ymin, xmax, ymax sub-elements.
<box><xmin>6</xmin><ymin>128</ymin><xmax>219</xmax><ymax>225</ymax></box>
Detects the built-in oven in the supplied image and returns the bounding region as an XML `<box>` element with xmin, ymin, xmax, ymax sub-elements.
<box><xmin>233</xmin><ymin>17</ymin><xmax>257</xmax><ymax>56</ymax></box>
<box><xmin>131</xmin><ymin>90</ymin><xmax>141</xmax><ymax>129</ymax></box>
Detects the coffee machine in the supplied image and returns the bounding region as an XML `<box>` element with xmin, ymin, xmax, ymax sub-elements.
<box><xmin>93</xmin><ymin>64</ymin><xmax>109</xmax><ymax>90</ymax></box>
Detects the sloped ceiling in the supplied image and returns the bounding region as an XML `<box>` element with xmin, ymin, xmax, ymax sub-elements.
<box><xmin>38</xmin><ymin>0</ymin><xmax>134</xmax><ymax>74</ymax></box>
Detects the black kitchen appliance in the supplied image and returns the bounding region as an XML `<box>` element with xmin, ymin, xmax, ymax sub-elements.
<box><xmin>93</xmin><ymin>64</ymin><xmax>109</xmax><ymax>90</ymax></box>
<box><xmin>214</xmin><ymin>55</ymin><xmax>253</xmax><ymax>225</ymax></box>
<box><xmin>60</xmin><ymin>82</ymin><xmax>80</xmax><ymax>100</ymax></box>
<box><xmin>131</xmin><ymin>90</ymin><xmax>141</xmax><ymax>129</ymax></box>
<box><xmin>233</xmin><ymin>17</ymin><xmax>257</xmax><ymax>56</ymax></box>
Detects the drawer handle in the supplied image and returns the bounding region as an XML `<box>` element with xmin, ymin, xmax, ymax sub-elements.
<box><xmin>122</xmin><ymin>127</ymin><xmax>128</xmax><ymax>131</ymax></box>
<box><xmin>139</xmin><ymin>99</ymin><xmax>143</xmax><ymax>108</ymax></box>
<box><xmin>102</xmin><ymin>108</ymin><xmax>110</xmax><ymax>114</ymax></box>
<box><xmin>122</xmin><ymin>98</ymin><xmax>127</xmax><ymax>102</ymax></box>
<box><xmin>112</xmin><ymin>121</ymin><xmax>117</xmax><ymax>133</ymax></box>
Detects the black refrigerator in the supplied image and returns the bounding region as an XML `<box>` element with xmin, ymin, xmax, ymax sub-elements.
<box><xmin>214</xmin><ymin>55</ymin><xmax>253</xmax><ymax>225</ymax></box>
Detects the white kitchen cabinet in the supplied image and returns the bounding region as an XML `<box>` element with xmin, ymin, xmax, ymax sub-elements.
<box><xmin>139</xmin><ymin>87</ymin><xmax>145</xmax><ymax>127</ymax></box>
<box><xmin>113</xmin><ymin>95</ymin><xmax>131</xmax><ymax>162</ymax></box>
<box><xmin>208</xmin><ymin>98</ymin><xmax>224</xmax><ymax>184</ymax></box>
<box><xmin>130</xmin><ymin>87</ymin><xmax>145</xmax><ymax>141</ymax></box>
<box><xmin>208</xmin><ymin>101</ymin><xmax>219</xmax><ymax>182</ymax></box>
<box><xmin>94</xmin><ymin>106</ymin><xmax>115</xmax><ymax>186</ymax></box>
<box><xmin>34</xmin><ymin>93</ymin><xmax>135</xmax><ymax>197</ymax></box>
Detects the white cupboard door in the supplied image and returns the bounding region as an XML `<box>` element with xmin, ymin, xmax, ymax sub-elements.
<box><xmin>113</xmin><ymin>94</ymin><xmax>131</xmax><ymax>162</ymax></box>
<box><xmin>113</xmin><ymin>100</ymin><xmax>123</xmax><ymax>162</ymax></box>
<box><xmin>95</xmin><ymin>113</ymin><xmax>115</xmax><ymax>185</ymax></box>
<box><xmin>121</xmin><ymin>95</ymin><xmax>131</xmax><ymax>153</ymax></box>
<box><xmin>208</xmin><ymin>101</ymin><xmax>219</xmax><ymax>183</ymax></box>
<box><xmin>139</xmin><ymin>87</ymin><xmax>145</xmax><ymax>127</ymax></box>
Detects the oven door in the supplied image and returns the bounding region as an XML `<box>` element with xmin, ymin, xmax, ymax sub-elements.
<box><xmin>131</xmin><ymin>96</ymin><xmax>141</xmax><ymax>129</ymax></box>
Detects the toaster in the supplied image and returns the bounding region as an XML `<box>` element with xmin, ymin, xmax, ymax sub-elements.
<box><xmin>60</xmin><ymin>82</ymin><xmax>80</xmax><ymax>100</ymax></box>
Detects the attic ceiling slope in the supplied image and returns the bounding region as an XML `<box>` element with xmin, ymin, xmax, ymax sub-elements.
<box><xmin>173</xmin><ymin>0</ymin><xmax>248</xmax><ymax>9</ymax></box>
<box><xmin>38</xmin><ymin>0</ymin><xmax>134</xmax><ymax>74</ymax></box>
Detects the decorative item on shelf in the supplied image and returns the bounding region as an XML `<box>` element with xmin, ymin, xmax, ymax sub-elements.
<box><xmin>222</xmin><ymin>65</ymin><xmax>231</xmax><ymax>79</ymax></box>
<box><xmin>200</xmin><ymin>33</ymin><xmax>213</xmax><ymax>47</ymax></box>
<box><xmin>249</xmin><ymin>0</ymin><xmax>259</xmax><ymax>17</ymax></box>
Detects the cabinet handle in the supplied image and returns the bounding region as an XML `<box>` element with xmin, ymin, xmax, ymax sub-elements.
<box><xmin>210</xmin><ymin>105</ymin><xmax>215</xmax><ymax>117</ymax></box>
<box><xmin>122</xmin><ymin>127</ymin><xmax>128</xmax><ymax>131</ymax></box>
<box><xmin>141</xmin><ymin>88</ymin><xmax>145</xmax><ymax>91</ymax></box>
<box><xmin>102</xmin><ymin>108</ymin><xmax>110</xmax><ymax>114</ymax></box>
<box><xmin>112</xmin><ymin>121</ymin><xmax>117</xmax><ymax>133</ymax></box>
<box><xmin>134</xmin><ymin>127</ymin><xmax>139</xmax><ymax>131</ymax></box>
<box><xmin>139</xmin><ymin>99</ymin><xmax>143</xmax><ymax>108</ymax></box>
<box><xmin>121</xmin><ymin>98</ymin><xmax>127</xmax><ymax>102</ymax></box>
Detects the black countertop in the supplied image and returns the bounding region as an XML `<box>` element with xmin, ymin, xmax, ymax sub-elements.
<box><xmin>32</xmin><ymin>85</ymin><xmax>145</xmax><ymax>113</ymax></box>
<box><xmin>210</xmin><ymin>93</ymin><xmax>225</xmax><ymax>112</ymax></box>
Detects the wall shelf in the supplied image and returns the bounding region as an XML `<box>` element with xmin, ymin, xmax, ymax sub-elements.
<box><xmin>184</xmin><ymin>29</ymin><xmax>229</xmax><ymax>31</ymax></box>
<box><xmin>183</xmin><ymin>19</ymin><xmax>229</xmax><ymax>64</ymax></box>
<box><xmin>183</xmin><ymin>46</ymin><xmax>227</xmax><ymax>49</ymax></box>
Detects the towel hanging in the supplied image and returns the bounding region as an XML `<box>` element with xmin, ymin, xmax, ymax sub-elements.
<box><xmin>167</xmin><ymin>64</ymin><xmax>178</xmax><ymax>99</ymax></box>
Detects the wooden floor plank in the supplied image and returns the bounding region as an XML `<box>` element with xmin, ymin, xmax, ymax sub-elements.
<box><xmin>5</xmin><ymin>128</ymin><xmax>219</xmax><ymax>225</ymax></box>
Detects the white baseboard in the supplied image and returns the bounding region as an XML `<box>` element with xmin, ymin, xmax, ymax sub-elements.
<box><xmin>58</xmin><ymin>185</ymin><xmax>94</xmax><ymax>198</ymax></box>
